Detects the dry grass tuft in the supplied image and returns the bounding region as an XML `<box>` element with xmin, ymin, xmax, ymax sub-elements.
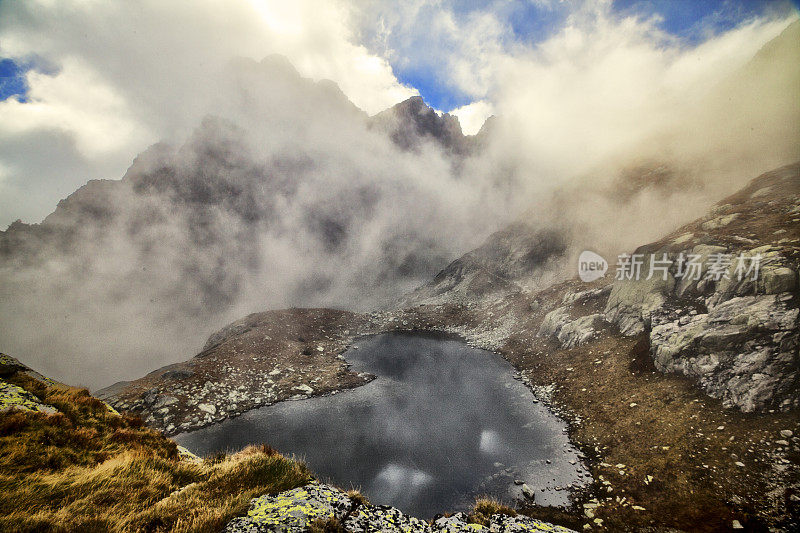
<box><xmin>0</xmin><ymin>374</ymin><xmax>312</xmax><ymax>532</ymax></box>
<box><xmin>345</xmin><ymin>489</ymin><xmax>369</xmax><ymax>507</ymax></box>
<box><xmin>309</xmin><ymin>516</ymin><xmax>345</xmax><ymax>532</ymax></box>
<box><xmin>467</xmin><ymin>496</ymin><xmax>517</xmax><ymax>525</ymax></box>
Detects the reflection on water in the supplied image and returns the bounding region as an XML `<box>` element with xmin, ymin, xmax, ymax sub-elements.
<box><xmin>175</xmin><ymin>332</ymin><xmax>588</xmax><ymax>517</ymax></box>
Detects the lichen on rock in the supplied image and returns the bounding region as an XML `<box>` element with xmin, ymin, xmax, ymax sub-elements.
<box><xmin>344</xmin><ymin>504</ymin><xmax>433</xmax><ymax>532</ymax></box>
<box><xmin>223</xmin><ymin>482</ymin><xmax>576</xmax><ymax>532</ymax></box>
<box><xmin>0</xmin><ymin>377</ymin><xmax>58</xmax><ymax>414</ymax></box>
<box><xmin>225</xmin><ymin>482</ymin><xmax>354</xmax><ymax>533</ymax></box>
<box><xmin>176</xmin><ymin>445</ymin><xmax>201</xmax><ymax>462</ymax></box>
<box><xmin>433</xmin><ymin>513</ymin><xmax>487</xmax><ymax>532</ymax></box>
<box><xmin>489</xmin><ymin>515</ymin><xmax>576</xmax><ymax>532</ymax></box>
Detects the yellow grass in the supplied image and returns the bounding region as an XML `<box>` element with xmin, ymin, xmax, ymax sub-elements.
<box><xmin>0</xmin><ymin>375</ymin><xmax>311</xmax><ymax>532</ymax></box>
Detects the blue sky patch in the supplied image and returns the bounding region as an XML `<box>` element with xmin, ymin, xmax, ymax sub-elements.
<box><xmin>0</xmin><ymin>56</ymin><xmax>60</xmax><ymax>103</ymax></box>
<box><xmin>0</xmin><ymin>58</ymin><xmax>30</xmax><ymax>102</ymax></box>
<box><xmin>612</xmin><ymin>0</ymin><xmax>800</xmax><ymax>44</ymax></box>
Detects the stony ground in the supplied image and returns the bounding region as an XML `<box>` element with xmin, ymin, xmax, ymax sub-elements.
<box><xmin>99</xmin><ymin>308</ymin><xmax>377</xmax><ymax>436</ymax></box>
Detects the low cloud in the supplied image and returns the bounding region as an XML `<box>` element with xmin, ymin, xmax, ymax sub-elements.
<box><xmin>0</xmin><ymin>58</ymin><xmax>521</xmax><ymax>388</ymax></box>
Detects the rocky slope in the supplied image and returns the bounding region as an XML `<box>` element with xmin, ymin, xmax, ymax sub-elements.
<box><xmin>602</xmin><ymin>162</ymin><xmax>799</xmax><ymax>412</ymax></box>
<box><xmin>382</xmin><ymin>163</ymin><xmax>800</xmax><ymax>530</ymax></box>
<box><xmin>400</xmin><ymin>223</ymin><xmax>568</xmax><ymax>307</ymax></box>
<box><xmin>98</xmin><ymin>308</ymin><xmax>376</xmax><ymax>436</ymax></box>
<box><xmin>411</xmin><ymin>162</ymin><xmax>800</xmax><ymax>414</ymax></box>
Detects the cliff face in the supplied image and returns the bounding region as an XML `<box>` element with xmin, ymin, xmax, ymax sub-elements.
<box><xmin>369</xmin><ymin>96</ymin><xmax>473</xmax><ymax>156</ymax></box>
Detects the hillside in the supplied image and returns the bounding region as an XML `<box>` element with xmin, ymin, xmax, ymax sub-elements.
<box><xmin>380</xmin><ymin>162</ymin><xmax>800</xmax><ymax>530</ymax></box>
<box><xmin>97</xmin><ymin>308</ymin><xmax>374</xmax><ymax>436</ymax></box>
<box><xmin>0</xmin><ymin>353</ymin><xmax>316</xmax><ymax>532</ymax></box>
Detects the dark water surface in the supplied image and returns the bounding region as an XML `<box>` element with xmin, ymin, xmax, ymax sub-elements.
<box><xmin>175</xmin><ymin>333</ymin><xmax>588</xmax><ymax>517</ymax></box>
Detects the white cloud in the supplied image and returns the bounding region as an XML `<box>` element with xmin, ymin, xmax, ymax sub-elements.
<box><xmin>0</xmin><ymin>59</ymin><xmax>151</xmax><ymax>156</ymax></box>
<box><xmin>352</xmin><ymin>0</ymin><xmax>797</xmax><ymax>176</ymax></box>
<box><xmin>2</xmin><ymin>0</ymin><xmax>795</xmax><ymax>228</ymax></box>
<box><xmin>490</xmin><ymin>5</ymin><xmax>796</xmax><ymax>183</ymax></box>
<box><xmin>451</xmin><ymin>100</ymin><xmax>494</xmax><ymax>135</ymax></box>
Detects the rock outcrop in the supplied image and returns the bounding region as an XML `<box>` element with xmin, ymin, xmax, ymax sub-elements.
<box><xmin>538</xmin><ymin>307</ymin><xmax>606</xmax><ymax>349</ymax></box>
<box><xmin>369</xmin><ymin>96</ymin><xmax>474</xmax><ymax>156</ymax></box>
<box><xmin>0</xmin><ymin>353</ymin><xmax>58</xmax><ymax>386</ymax></box>
<box><xmin>224</xmin><ymin>481</ymin><xmax>575</xmax><ymax>533</ymax></box>
<box><xmin>602</xmin><ymin>163</ymin><xmax>800</xmax><ymax>412</ymax></box>
<box><xmin>649</xmin><ymin>293</ymin><xmax>798</xmax><ymax>412</ymax></box>
<box><xmin>0</xmin><ymin>352</ymin><xmax>124</xmax><ymax>416</ymax></box>
<box><xmin>0</xmin><ymin>353</ymin><xmax>60</xmax><ymax>414</ymax></box>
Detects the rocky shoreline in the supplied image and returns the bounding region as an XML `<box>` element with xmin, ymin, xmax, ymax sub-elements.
<box><xmin>98</xmin><ymin>309</ymin><xmax>378</xmax><ymax>436</ymax></box>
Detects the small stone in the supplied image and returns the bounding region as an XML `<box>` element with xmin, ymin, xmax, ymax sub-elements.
<box><xmin>292</xmin><ymin>384</ymin><xmax>313</xmax><ymax>395</ymax></box>
<box><xmin>198</xmin><ymin>403</ymin><xmax>216</xmax><ymax>415</ymax></box>
<box><xmin>732</xmin><ymin>519</ymin><xmax>744</xmax><ymax>529</ymax></box>
<box><xmin>735</xmin><ymin>461</ymin><xmax>745</xmax><ymax>467</ymax></box>
<box><xmin>780</xmin><ymin>430</ymin><xmax>793</xmax><ymax>438</ymax></box>
<box><xmin>521</xmin><ymin>484</ymin><xmax>536</xmax><ymax>500</ymax></box>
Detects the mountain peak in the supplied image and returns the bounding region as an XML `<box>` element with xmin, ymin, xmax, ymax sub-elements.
<box><xmin>370</xmin><ymin>96</ymin><xmax>470</xmax><ymax>155</ymax></box>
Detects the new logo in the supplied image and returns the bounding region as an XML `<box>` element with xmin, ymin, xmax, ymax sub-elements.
<box><xmin>578</xmin><ymin>250</ymin><xmax>608</xmax><ymax>282</ymax></box>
